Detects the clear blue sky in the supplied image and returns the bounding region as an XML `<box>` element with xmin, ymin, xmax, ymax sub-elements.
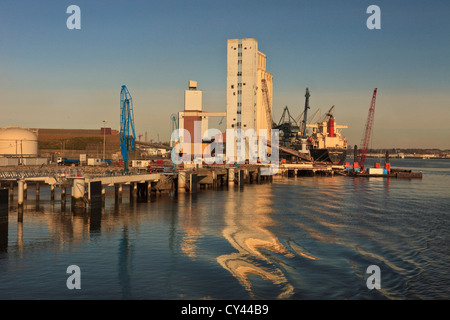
<box><xmin>1</xmin><ymin>0</ymin><xmax>449</xmax><ymax>149</ymax></box>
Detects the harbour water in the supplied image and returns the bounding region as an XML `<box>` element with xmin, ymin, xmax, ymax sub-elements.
<box><xmin>0</xmin><ymin>158</ymin><xmax>448</xmax><ymax>300</ymax></box>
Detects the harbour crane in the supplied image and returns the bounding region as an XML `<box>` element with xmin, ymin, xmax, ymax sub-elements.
<box><xmin>296</xmin><ymin>107</ymin><xmax>321</xmax><ymax>137</ymax></box>
<box><xmin>261</xmin><ymin>79</ymin><xmax>276</xmax><ymax>134</ymax></box>
<box><xmin>308</xmin><ymin>108</ymin><xmax>321</xmax><ymax>126</ymax></box>
<box><xmin>300</xmin><ymin>88</ymin><xmax>311</xmax><ymax>139</ymax></box>
<box><xmin>275</xmin><ymin>106</ymin><xmax>300</xmax><ymax>148</ymax></box>
<box><xmin>170</xmin><ymin>114</ymin><xmax>179</xmax><ymax>148</ymax></box>
<box><xmin>298</xmin><ymin>88</ymin><xmax>311</xmax><ymax>154</ymax></box>
<box><xmin>358</xmin><ymin>88</ymin><xmax>378</xmax><ymax>171</ymax></box>
<box><xmin>120</xmin><ymin>85</ymin><xmax>136</xmax><ymax>174</ymax></box>
<box><xmin>277</xmin><ymin>106</ymin><xmax>299</xmax><ymax>127</ymax></box>
<box><xmin>320</xmin><ymin>105</ymin><xmax>335</xmax><ymax>122</ymax></box>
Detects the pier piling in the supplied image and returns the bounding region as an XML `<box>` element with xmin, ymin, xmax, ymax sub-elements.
<box><xmin>71</xmin><ymin>177</ymin><xmax>86</xmax><ymax>210</ymax></box>
<box><xmin>50</xmin><ymin>184</ymin><xmax>55</xmax><ymax>201</ymax></box>
<box><xmin>228</xmin><ymin>168</ymin><xmax>235</xmax><ymax>187</ymax></box>
<box><xmin>18</xmin><ymin>180</ymin><xmax>24</xmax><ymax>215</ymax></box>
<box><xmin>178</xmin><ymin>171</ymin><xmax>186</xmax><ymax>193</ymax></box>
<box><xmin>115</xmin><ymin>184</ymin><xmax>123</xmax><ymax>204</ymax></box>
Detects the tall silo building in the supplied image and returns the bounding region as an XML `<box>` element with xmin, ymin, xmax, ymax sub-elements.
<box><xmin>226</xmin><ymin>38</ymin><xmax>273</xmax><ymax>162</ymax></box>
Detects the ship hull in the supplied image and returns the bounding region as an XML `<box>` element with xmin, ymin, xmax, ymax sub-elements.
<box><xmin>310</xmin><ymin>148</ymin><xmax>347</xmax><ymax>165</ymax></box>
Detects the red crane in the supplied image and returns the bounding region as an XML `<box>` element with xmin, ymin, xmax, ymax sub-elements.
<box><xmin>358</xmin><ymin>88</ymin><xmax>377</xmax><ymax>171</ymax></box>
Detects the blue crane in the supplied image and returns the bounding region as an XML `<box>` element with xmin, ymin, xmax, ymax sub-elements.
<box><xmin>120</xmin><ymin>85</ymin><xmax>136</xmax><ymax>174</ymax></box>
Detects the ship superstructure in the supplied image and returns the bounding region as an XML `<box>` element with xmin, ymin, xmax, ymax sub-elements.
<box><xmin>306</xmin><ymin>107</ymin><xmax>348</xmax><ymax>164</ymax></box>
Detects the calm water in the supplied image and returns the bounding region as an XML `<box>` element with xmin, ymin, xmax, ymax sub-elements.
<box><xmin>0</xmin><ymin>158</ymin><xmax>449</xmax><ymax>300</ymax></box>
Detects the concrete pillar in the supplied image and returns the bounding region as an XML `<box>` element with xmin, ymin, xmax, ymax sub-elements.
<box><xmin>190</xmin><ymin>173</ymin><xmax>198</xmax><ymax>193</ymax></box>
<box><xmin>18</xmin><ymin>180</ymin><xmax>24</xmax><ymax>214</ymax></box>
<box><xmin>35</xmin><ymin>182</ymin><xmax>40</xmax><ymax>200</ymax></box>
<box><xmin>133</xmin><ymin>183</ymin><xmax>137</xmax><ymax>199</ymax></box>
<box><xmin>178</xmin><ymin>171</ymin><xmax>186</xmax><ymax>193</ymax></box>
<box><xmin>23</xmin><ymin>182</ymin><xmax>27</xmax><ymax>201</ymax></box>
<box><xmin>128</xmin><ymin>182</ymin><xmax>137</xmax><ymax>205</ymax></box>
<box><xmin>212</xmin><ymin>171</ymin><xmax>217</xmax><ymax>188</ymax></box>
<box><xmin>71</xmin><ymin>178</ymin><xmax>86</xmax><ymax>209</ymax></box>
<box><xmin>244</xmin><ymin>169</ymin><xmax>249</xmax><ymax>184</ymax></box>
<box><xmin>102</xmin><ymin>186</ymin><xmax>106</xmax><ymax>205</ymax></box>
<box><xmin>61</xmin><ymin>187</ymin><xmax>66</xmax><ymax>200</ymax></box>
<box><xmin>50</xmin><ymin>184</ymin><xmax>55</xmax><ymax>202</ymax></box>
<box><xmin>9</xmin><ymin>182</ymin><xmax>14</xmax><ymax>201</ymax></box>
<box><xmin>60</xmin><ymin>186</ymin><xmax>67</xmax><ymax>211</ymax></box>
<box><xmin>115</xmin><ymin>184</ymin><xmax>122</xmax><ymax>204</ymax></box>
<box><xmin>147</xmin><ymin>182</ymin><xmax>152</xmax><ymax>201</ymax></box>
<box><xmin>118</xmin><ymin>184</ymin><xmax>123</xmax><ymax>203</ymax></box>
<box><xmin>228</xmin><ymin>168</ymin><xmax>235</xmax><ymax>187</ymax></box>
<box><xmin>239</xmin><ymin>170</ymin><xmax>244</xmax><ymax>186</ymax></box>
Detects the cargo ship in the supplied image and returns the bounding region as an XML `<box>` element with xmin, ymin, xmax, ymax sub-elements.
<box><xmin>306</xmin><ymin>111</ymin><xmax>348</xmax><ymax>165</ymax></box>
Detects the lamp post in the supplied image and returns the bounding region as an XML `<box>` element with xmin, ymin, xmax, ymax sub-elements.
<box><xmin>102</xmin><ymin>120</ymin><xmax>107</xmax><ymax>164</ymax></box>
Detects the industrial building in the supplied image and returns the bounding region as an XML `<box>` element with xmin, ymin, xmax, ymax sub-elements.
<box><xmin>226</xmin><ymin>38</ymin><xmax>273</xmax><ymax>161</ymax></box>
<box><xmin>0</xmin><ymin>127</ymin><xmax>47</xmax><ymax>166</ymax></box>
<box><xmin>173</xmin><ymin>38</ymin><xmax>273</xmax><ymax>163</ymax></box>
<box><xmin>177</xmin><ymin>80</ymin><xmax>225</xmax><ymax>160</ymax></box>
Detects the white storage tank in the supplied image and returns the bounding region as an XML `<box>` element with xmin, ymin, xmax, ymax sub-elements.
<box><xmin>0</xmin><ymin>127</ymin><xmax>38</xmax><ymax>157</ymax></box>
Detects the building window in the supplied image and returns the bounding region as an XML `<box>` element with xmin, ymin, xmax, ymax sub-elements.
<box><xmin>237</xmin><ymin>72</ymin><xmax>242</xmax><ymax>76</ymax></box>
<box><xmin>231</xmin><ymin>85</ymin><xmax>234</xmax><ymax>89</ymax></box>
<box><xmin>237</xmin><ymin>111</ymin><xmax>241</xmax><ymax>114</ymax></box>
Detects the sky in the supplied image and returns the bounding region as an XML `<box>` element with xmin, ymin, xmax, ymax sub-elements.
<box><xmin>0</xmin><ymin>0</ymin><xmax>449</xmax><ymax>149</ymax></box>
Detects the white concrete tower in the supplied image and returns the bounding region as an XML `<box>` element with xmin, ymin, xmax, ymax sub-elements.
<box><xmin>226</xmin><ymin>38</ymin><xmax>273</xmax><ymax>161</ymax></box>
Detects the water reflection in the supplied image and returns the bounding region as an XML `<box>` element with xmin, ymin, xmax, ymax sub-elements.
<box><xmin>177</xmin><ymin>193</ymin><xmax>202</xmax><ymax>259</ymax></box>
<box><xmin>217</xmin><ymin>185</ymin><xmax>294</xmax><ymax>299</ymax></box>
<box><xmin>118</xmin><ymin>227</ymin><xmax>132</xmax><ymax>299</ymax></box>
